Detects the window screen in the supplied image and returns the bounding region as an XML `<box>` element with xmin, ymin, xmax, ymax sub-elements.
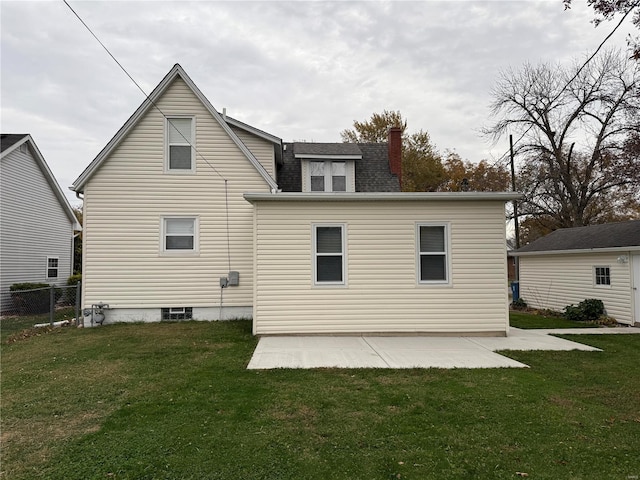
<box><xmin>418</xmin><ymin>225</ymin><xmax>448</xmax><ymax>282</ymax></box>
<box><xmin>315</xmin><ymin>226</ymin><xmax>344</xmax><ymax>283</ymax></box>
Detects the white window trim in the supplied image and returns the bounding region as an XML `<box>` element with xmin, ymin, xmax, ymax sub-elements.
<box><xmin>165</xmin><ymin>116</ymin><xmax>196</xmax><ymax>174</ymax></box>
<box><xmin>593</xmin><ymin>265</ymin><xmax>612</xmax><ymax>288</ymax></box>
<box><xmin>416</xmin><ymin>222</ymin><xmax>452</xmax><ymax>286</ymax></box>
<box><xmin>46</xmin><ymin>256</ymin><xmax>59</xmax><ymax>279</ymax></box>
<box><xmin>303</xmin><ymin>160</ymin><xmax>354</xmax><ymax>192</ymax></box>
<box><xmin>160</xmin><ymin>216</ymin><xmax>199</xmax><ymax>255</ymax></box>
<box><xmin>312</xmin><ymin>223</ymin><xmax>347</xmax><ymax>287</ymax></box>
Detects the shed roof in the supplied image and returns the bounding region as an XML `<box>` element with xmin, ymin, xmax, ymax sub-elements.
<box><xmin>514</xmin><ymin>220</ymin><xmax>640</xmax><ymax>255</ymax></box>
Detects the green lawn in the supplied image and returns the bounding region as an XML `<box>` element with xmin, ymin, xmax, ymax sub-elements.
<box><xmin>509</xmin><ymin>310</ymin><xmax>600</xmax><ymax>329</ymax></box>
<box><xmin>2</xmin><ymin>320</ymin><xmax>639</xmax><ymax>480</ymax></box>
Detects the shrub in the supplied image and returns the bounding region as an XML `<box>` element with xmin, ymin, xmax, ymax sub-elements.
<box><xmin>67</xmin><ymin>273</ymin><xmax>82</xmax><ymax>286</ymax></box>
<box><xmin>563</xmin><ymin>298</ymin><xmax>605</xmax><ymax>322</ymax></box>
<box><xmin>511</xmin><ymin>297</ymin><xmax>528</xmax><ymax>310</ymax></box>
<box><xmin>9</xmin><ymin>283</ymin><xmax>60</xmax><ymax>315</ymax></box>
<box><xmin>580</xmin><ymin>299</ymin><xmax>605</xmax><ymax>320</ymax></box>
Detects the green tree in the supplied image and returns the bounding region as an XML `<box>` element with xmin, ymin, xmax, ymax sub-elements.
<box><xmin>341</xmin><ymin>110</ymin><xmax>444</xmax><ymax>191</ymax></box>
<box><xmin>340</xmin><ymin>110</ymin><xmax>406</xmax><ymax>143</ymax></box>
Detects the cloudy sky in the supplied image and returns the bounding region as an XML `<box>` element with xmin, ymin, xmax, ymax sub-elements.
<box><xmin>1</xmin><ymin>0</ymin><xmax>635</xmax><ymax>206</ymax></box>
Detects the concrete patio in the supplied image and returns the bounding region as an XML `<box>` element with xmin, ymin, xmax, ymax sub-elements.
<box><xmin>247</xmin><ymin>327</ymin><xmax>639</xmax><ymax>370</ymax></box>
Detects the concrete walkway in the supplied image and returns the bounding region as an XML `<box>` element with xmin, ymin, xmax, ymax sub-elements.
<box><xmin>247</xmin><ymin>327</ymin><xmax>639</xmax><ymax>370</ymax></box>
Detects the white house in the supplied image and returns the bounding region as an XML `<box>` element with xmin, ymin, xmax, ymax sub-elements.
<box><xmin>71</xmin><ymin>64</ymin><xmax>518</xmax><ymax>335</ymax></box>
<box><xmin>512</xmin><ymin>221</ymin><xmax>640</xmax><ymax>325</ymax></box>
<box><xmin>0</xmin><ymin>134</ymin><xmax>81</xmax><ymax>312</ymax></box>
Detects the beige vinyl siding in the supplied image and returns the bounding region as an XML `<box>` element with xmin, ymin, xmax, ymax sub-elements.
<box><xmin>230</xmin><ymin>127</ymin><xmax>276</xmax><ymax>180</ymax></box>
<box><xmin>252</xmin><ymin>199</ymin><xmax>509</xmax><ymax>334</ymax></box>
<box><xmin>82</xmin><ymin>77</ymin><xmax>271</xmax><ymax>311</ymax></box>
<box><xmin>519</xmin><ymin>253</ymin><xmax>633</xmax><ymax>324</ymax></box>
<box><xmin>0</xmin><ymin>146</ymin><xmax>74</xmax><ymax>310</ymax></box>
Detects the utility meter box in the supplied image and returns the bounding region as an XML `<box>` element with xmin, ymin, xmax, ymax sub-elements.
<box><xmin>228</xmin><ymin>271</ymin><xmax>239</xmax><ymax>286</ymax></box>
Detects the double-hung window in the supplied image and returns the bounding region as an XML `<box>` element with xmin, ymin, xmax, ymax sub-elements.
<box><xmin>417</xmin><ymin>223</ymin><xmax>449</xmax><ymax>284</ymax></box>
<box><xmin>162</xmin><ymin>217</ymin><xmax>198</xmax><ymax>253</ymax></box>
<box><xmin>314</xmin><ymin>225</ymin><xmax>345</xmax><ymax>285</ymax></box>
<box><xmin>594</xmin><ymin>266</ymin><xmax>611</xmax><ymax>286</ymax></box>
<box><xmin>310</xmin><ymin>161</ymin><xmax>346</xmax><ymax>192</ymax></box>
<box><xmin>166</xmin><ymin>117</ymin><xmax>194</xmax><ymax>172</ymax></box>
<box><xmin>46</xmin><ymin>257</ymin><xmax>59</xmax><ymax>279</ymax></box>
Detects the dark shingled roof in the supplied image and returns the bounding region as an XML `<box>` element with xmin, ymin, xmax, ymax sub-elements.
<box><xmin>1</xmin><ymin>134</ymin><xmax>28</xmax><ymax>153</ymax></box>
<box><xmin>293</xmin><ymin>142</ymin><xmax>362</xmax><ymax>157</ymax></box>
<box><xmin>515</xmin><ymin>220</ymin><xmax>640</xmax><ymax>253</ymax></box>
<box><xmin>277</xmin><ymin>142</ymin><xmax>400</xmax><ymax>192</ymax></box>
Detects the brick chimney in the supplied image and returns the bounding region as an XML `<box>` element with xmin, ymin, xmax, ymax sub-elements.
<box><xmin>388</xmin><ymin>127</ymin><xmax>402</xmax><ymax>188</ymax></box>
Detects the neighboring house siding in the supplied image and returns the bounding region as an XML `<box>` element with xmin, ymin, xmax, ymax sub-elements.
<box><xmin>82</xmin><ymin>77</ymin><xmax>271</xmax><ymax>316</ymax></box>
<box><xmin>252</xmin><ymin>200</ymin><xmax>509</xmax><ymax>334</ymax></box>
<box><xmin>230</xmin><ymin>127</ymin><xmax>276</xmax><ymax>180</ymax></box>
<box><xmin>519</xmin><ymin>253</ymin><xmax>633</xmax><ymax>324</ymax></box>
<box><xmin>0</xmin><ymin>147</ymin><xmax>73</xmax><ymax>310</ymax></box>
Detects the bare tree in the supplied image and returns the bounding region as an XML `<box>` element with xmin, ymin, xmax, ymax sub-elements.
<box><xmin>485</xmin><ymin>49</ymin><xmax>640</xmax><ymax>236</ymax></box>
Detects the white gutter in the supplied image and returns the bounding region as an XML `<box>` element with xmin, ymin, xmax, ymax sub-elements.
<box><xmin>512</xmin><ymin>246</ymin><xmax>640</xmax><ymax>256</ymax></box>
<box><xmin>244</xmin><ymin>192</ymin><xmax>523</xmax><ymax>203</ymax></box>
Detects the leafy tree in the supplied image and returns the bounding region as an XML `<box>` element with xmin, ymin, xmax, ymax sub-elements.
<box><xmin>564</xmin><ymin>0</ymin><xmax>640</xmax><ymax>60</ymax></box>
<box><xmin>340</xmin><ymin>110</ymin><xmax>406</xmax><ymax>143</ymax></box>
<box><xmin>342</xmin><ymin>111</ymin><xmax>510</xmax><ymax>192</ymax></box>
<box><xmin>485</xmin><ymin>49</ymin><xmax>640</xmax><ymax>238</ymax></box>
<box><xmin>440</xmin><ymin>153</ymin><xmax>510</xmax><ymax>192</ymax></box>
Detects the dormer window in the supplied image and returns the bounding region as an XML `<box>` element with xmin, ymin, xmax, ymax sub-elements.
<box><xmin>310</xmin><ymin>161</ymin><xmax>346</xmax><ymax>192</ymax></box>
<box><xmin>294</xmin><ymin>143</ymin><xmax>361</xmax><ymax>193</ymax></box>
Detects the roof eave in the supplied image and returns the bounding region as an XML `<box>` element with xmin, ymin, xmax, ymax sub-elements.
<box><xmin>72</xmin><ymin>64</ymin><xmax>278</xmax><ymax>193</ymax></box>
<box><xmin>7</xmin><ymin>135</ymin><xmax>81</xmax><ymax>230</ymax></box>
<box><xmin>513</xmin><ymin>245</ymin><xmax>640</xmax><ymax>256</ymax></box>
<box><xmin>244</xmin><ymin>191</ymin><xmax>523</xmax><ymax>203</ymax></box>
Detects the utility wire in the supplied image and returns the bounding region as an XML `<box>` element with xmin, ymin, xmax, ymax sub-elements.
<box><xmin>63</xmin><ymin>0</ymin><xmax>235</xmax><ymax>272</ymax></box>
<box><xmin>488</xmin><ymin>1</ymin><xmax>638</xmax><ymax>171</ymax></box>
<box><xmin>63</xmin><ymin>0</ymin><xmax>228</xmax><ymax>182</ymax></box>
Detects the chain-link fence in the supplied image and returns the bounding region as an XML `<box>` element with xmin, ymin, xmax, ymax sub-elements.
<box><xmin>1</xmin><ymin>283</ymin><xmax>82</xmax><ymax>328</ymax></box>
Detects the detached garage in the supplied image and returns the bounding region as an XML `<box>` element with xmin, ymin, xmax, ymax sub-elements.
<box><xmin>512</xmin><ymin>220</ymin><xmax>640</xmax><ymax>325</ymax></box>
<box><xmin>245</xmin><ymin>192</ymin><xmax>518</xmax><ymax>336</ymax></box>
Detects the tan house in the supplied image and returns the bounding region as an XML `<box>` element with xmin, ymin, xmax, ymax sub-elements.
<box><xmin>512</xmin><ymin>221</ymin><xmax>640</xmax><ymax>325</ymax></box>
<box><xmin>72</xmin><ymin>64</ymin><xmax>518</xmax><ymax>335</ymax></box>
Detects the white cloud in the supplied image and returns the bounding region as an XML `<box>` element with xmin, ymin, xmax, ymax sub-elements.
<box><xmin>1</xmin><ymin>0</ymin><xmax>635</xmax><ymax>204</ymax></box>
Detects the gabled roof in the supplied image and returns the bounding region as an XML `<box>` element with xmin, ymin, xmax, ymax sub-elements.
<box><xmin>1</xmin><ymin>134</ymin><xmax>81</xmax><ymax>230</ymax></box>
<box><xmin>1</xmin><ymin>134</ymin><xmax>29</xmax><ymax>153</ymax></box>
<box><xmin>71</xmin><ymin>64</ymin><xmax>278</xmax><ymax>193</ymax></box>
<box><xmin>513</xmin><ymin>220</ymin><xmax>640</xmax><ymax>255</ymax></box>
<box><xmin>278</xmin><ymin>142</ymin><xmax>400</xmax><ymax>192</ymax></box>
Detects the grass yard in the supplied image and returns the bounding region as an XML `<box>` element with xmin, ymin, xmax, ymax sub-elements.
<box><xmin>1</xmin><ymin>320</ymin><xmax>639</xmax><ymax>480</ymax></box>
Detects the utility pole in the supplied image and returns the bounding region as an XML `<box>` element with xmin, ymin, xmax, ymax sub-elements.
<box><xmin>509</xmin><ymin>134</ymin><xmax>520</xmax><ymax>281</ymax></box>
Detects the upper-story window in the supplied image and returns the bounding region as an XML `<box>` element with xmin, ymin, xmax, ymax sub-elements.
<box><xmin>166</xmin><ymin>117</ymin><xmax>195</xmax><ymax>173</ymax></box>
<box><xmin>310</xmin><ymin>161</ymin><xmax>346</xmax><ymax>192</ymax></box>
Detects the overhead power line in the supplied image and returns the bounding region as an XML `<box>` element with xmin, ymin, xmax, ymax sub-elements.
<box><xmin>62</xmin><ymin>0</ymin><xmax>227</xmax><ymax>182</ymax></box>
<box><xmin>488</xmin><ymin>1</ymin><xmax>638</xmax><ymax>171</ymax></box>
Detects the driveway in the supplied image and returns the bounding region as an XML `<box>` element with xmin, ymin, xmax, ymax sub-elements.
<box><xmin>247</xmin><ymin>327</ymin><xmax>638</xmax><ymax>369</ymax></box>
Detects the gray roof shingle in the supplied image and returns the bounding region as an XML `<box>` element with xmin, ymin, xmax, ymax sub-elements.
<box><xmin>293</xmin><ymin>143</ymin><xmax>362</xmax><ymax>157</ymax></box>
<box><xmin>514</xmin><ymin>220</ymin><xmax>640</xmax><ymax>253</ymax></box>
<box><xmin>1</xmin><ymin>134</ymin><xmax>28</xmax><ymax>153</ymax></box>
<box><xmin>277</xmin><ymin>142</ymin><xmax>400</xmax><ymax>192</ymax></box>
